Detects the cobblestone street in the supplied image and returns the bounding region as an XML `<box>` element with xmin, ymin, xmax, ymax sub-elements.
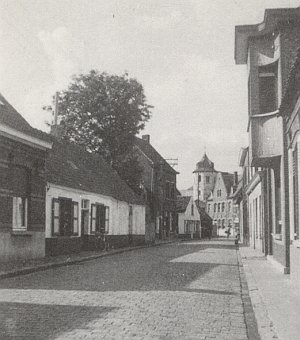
<box><xmin>0</xmin><ymin>240</ymin><xmax>255</xmax><ymax>339</ymax></box>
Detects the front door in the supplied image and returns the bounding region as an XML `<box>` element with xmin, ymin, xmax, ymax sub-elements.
<box><xmin>81</xmin><ymin>210</ymin><xmax>89</xmax><ymax>237</ymax></box>
<box><xmin>96</xmin><ymin>204</ymin><xmax>106</xmax><ymax>235</ymax></box>
<box><xmin>59</xmin><ymin>198</ymin><xmax>73</xmax><ymax>236</ymax></box>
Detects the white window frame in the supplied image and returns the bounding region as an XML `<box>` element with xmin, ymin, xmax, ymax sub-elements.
<box><xmin>12</xmin><ymin>196</ymin><xmax>28</xmax><ymax>230</ymax></box>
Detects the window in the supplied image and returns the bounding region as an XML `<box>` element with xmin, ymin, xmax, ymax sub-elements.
<box><xmin>207</xmin><ymin>204</ymin><xmax>210</xmax><ymax>213</ymax></box>
<box><xmin>184</xmin><ymin>220</ymin><xmax>195</xmax><ymax>234</ymax></box>
<box><xmin>222</xmin><ymin>219</ymin><xmax>225</xmax><ymax>227</ymax></box>
<box><xmin>81</xmin><ymin>199</ymin><xmax>90</xmax><ymax>235</ymax></box>
<box><xmin>214</xmin><ymin>203</ymin><xmax>217</xmax><ymax>212</ymax></box>
<box><xmin>81</xmin><ymin>199</ymin><xmax>89</xmax><ymax>209</ymax></box>
<box><xmin>218</xmin><ymin>203</ymin><xmax>221</xmax><ymax>212</ymax></box>
<box><xmin>258</xmin><ymin>62</ymin><xmax>278</xmax><ymax>114</ymax></box>
<box><xmin>217</xmin><ymin>189</ymin><xmax>222</xmax><ymax>197</ymax></box>
<box><xmin>166</xmin><ymin>181</ymin><xmax>175</xmax><ymax>199</ymax></box>
<box><xmin>52</xmin><ymin>198</ymin><xmax>79</xmax><ymax>236</ymax></box>
<box><xmin>90</xmin><ymin>203</ymin><xmax>106</xmax><ymax>234</ymax></box>
<box><xmin>206</xmin><ymin>176</ymin><xmax>210</xmax><ymax>183</ymax></box>
<box><xmin>221</xmin><ymin>202</ymin><xmax>225</xmax><ymax>212</ymax></box>
<box><xmin>228</xmin><ymin>201</ymin><xmax>231</xmax><ymax>212</ymax></box>
<box><xmin>198</xmin><ymin>175</ymin><xmax>201</xmax><ymax>182</ymax></box>
<box><xmin>12</xmin><ymin>197</ymin><xmax>28</xmax><ymax>230</ymax></box>
<box><xmin>191</xmin><ymin>204</ymin><xmax>194</xmax><ymax>216</ymax></box>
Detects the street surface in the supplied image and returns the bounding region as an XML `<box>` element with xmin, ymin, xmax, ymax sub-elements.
<box><xmin>0</xmin><ymin>240</ymin><xmax>251</xmax><ymax>339</ymax></box>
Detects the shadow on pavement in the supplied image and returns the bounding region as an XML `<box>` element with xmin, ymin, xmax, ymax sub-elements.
<box><xmin>0</xmin><ymin>240</ymin><xmax>239</xmax><ymax>293</ymax></box>
<box><xmin>0</xmin><ymin>301</ymin><xmax>116</xmax><ymax>339</ymax></box>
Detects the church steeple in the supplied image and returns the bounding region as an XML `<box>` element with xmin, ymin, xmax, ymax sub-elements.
<box><xmin>193</xmin><ymin>153</ymin><xmax>217</xmax><ymax>202</ymax></box>
<box><xmin>193</xmin><ymin>153</ymin><xmax>215</xmax><ymax>173</ymax></box>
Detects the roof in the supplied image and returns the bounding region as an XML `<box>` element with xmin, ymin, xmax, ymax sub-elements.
<box><xmin>235</xmin><ymin>7</ymin><xmax>300</xmax><ymax>64</ymax></box>
<box><xmin>46</xmin><ymin>139</ymin><xmax>144</xmax><ymax>205</ymax></box>
<box><xmin>230</xmin><ymin>180</ymin><xmax>243</xmax><ymax>202</ymax></box>
<box><xmin>195</xmin><ymin>200</ymin><xmax>212</xmax><ymax>225</ymax></box>
<box><xmin>239</xmin><ymin>147</ymin><xmax>249</xmax><ymax>167</ymax></box>
<box><xmin>0</xmin><ymin>93</ymin><xmax>52</xmax><ymax>145</ymax></box>
<box><xmin>193</xmin><ymin>153</ymin><xmax>215</xmax><ymax>173</ymax></box>
<box><xmin>220</xmin><ymin>172</ymin><xmax>235</xmax><ymax>196</ymax></box>
<box><xmin>134</xmin><ymin>136</ymin><xmax>178</xmax><ymax>174</ymax></box>
<box><xmin>176</xmin><ymin>196</ymin><xmax>191</xmax><ymax>213</ymax></box>
<box><xmin>280</xmin><ymin>46</ymin><xmax>300</xmax><ymax>116</ymax></box>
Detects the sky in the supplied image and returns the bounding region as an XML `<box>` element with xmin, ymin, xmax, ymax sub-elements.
<box><xmin>0</xmin><ymin>0</ymin><xmax>299</xmax><ymax>189</ymax></box>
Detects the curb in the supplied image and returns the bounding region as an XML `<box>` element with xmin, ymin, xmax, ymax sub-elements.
<box><xmin>236</xmin><ymin>247</ymin><xmax>261</xmax><ymax>340</ymax></box>
<box><xmin>0</xmin><ymin>240</ymin><xmax>176</xmax><ymax>280</ymax></box>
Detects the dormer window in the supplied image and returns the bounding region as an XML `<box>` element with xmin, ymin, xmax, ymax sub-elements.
<box><xmin>258</xmin><ymin>61</ymin><xmax>278</xmax><ymax>114</ymax></box>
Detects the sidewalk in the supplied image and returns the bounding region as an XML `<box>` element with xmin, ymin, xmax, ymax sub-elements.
<box><xmin>239</xmin><ymin>245</ymin><xmax>300</xmax><ymax>340</ymax></box>
<box><xmin>0</xmin><ymin>239</ymin><xmax>175</xmax><ymax>280</ymax></box>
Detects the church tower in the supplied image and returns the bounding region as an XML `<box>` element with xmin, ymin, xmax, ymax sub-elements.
<box><xmin>193</xmin><ymin>153</ymin><xmax>217</xmax><ymax>202</ymax></box>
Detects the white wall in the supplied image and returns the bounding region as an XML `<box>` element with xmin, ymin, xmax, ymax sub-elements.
<box><xmin>46</xmin><ymin>184</ymin><xmax>145</xmax><ymax>238</ymax></box>
<box><xmin>178</xmin><ymin>197</ymin><xmax>201</xmax><ymax>234</ymax></box>
<box><xmin>248</xmin><ymin>181</ymin><xmax>262</xmax><ymax>250</ymax></box>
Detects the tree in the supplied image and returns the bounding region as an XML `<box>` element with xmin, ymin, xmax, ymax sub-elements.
<box><xmin>44</xmin><ymin>70</ymin><xmax>152</xmax><ymax>192</ymax></box>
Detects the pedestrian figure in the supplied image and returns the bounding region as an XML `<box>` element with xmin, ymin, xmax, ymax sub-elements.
<box><xmin>226</xmin><ymin>227</ymin><xmax>231</xmax><ymax>238</ymax></box>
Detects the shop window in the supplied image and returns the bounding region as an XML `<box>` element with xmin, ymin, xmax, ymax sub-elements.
<box><xmin>52</xmin><ymin>197</ymin><xmax>79</xmax><ymax>236</ymax></box>
<box><xmin>12</xmin><ymin>197</ymin><xmax>28</xmax><ymax>230</ymax></box>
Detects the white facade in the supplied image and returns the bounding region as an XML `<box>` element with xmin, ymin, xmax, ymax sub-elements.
<box><xmin>178</xmin><ymin>197</ymin><xmax>201</xmax><ymax>237</ymax></box>
<box><xmin>288</xmin><ymin>132</ymin><xmax>300</xmax><ymax>288</ymax></box>
<box><xmin>246</xmin><ymin>174</ymin><xmax>264</xmax><ymax>252</ymax></box>
<box><xmin>46</xmin><ymin>183</ymin><xmax>145</xmax><ymax>239</ymax></box>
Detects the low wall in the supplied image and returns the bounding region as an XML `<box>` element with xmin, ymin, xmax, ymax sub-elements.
<box><xmin>0</xmin><ymin>231</ymin><xmax>45</xmax><ymax>262</ymax></box>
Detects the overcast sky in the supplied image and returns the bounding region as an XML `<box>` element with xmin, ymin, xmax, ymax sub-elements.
<box><xmin>0</xmin><ymin>0</ymin><xmax>299</xmax><ymax>189</ymax></box>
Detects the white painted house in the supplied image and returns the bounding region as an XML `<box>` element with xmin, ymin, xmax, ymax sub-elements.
<box><xmin>45</xmin><ymin>140</ymin><xmax>146</xmax><ymax>256</ymax></box>
<box><xmin>176</xmin><ymin>196</ymin><xmax>201</xmax><ymax>239</ymax></box>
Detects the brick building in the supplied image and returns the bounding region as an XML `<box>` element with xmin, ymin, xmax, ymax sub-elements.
<box><xmin>134</xmin><ymin>135</ymin><xmax>178</xmax><ymax>239</ymax></box>
<box><xmin>279</xmin><ymin>45</ymin><xmax>300</xmax><ymax>288</ymax></box>
<box><xmin>235</xmin><ymin>7</ymin><xmax>300</xmax><ymax>273</ymax></box>
<box><xmin>0</xmin><ymin>94</ymin><xmax>52</xmax><ymax>262</ymax></box>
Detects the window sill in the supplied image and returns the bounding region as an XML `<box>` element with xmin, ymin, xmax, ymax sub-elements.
<box><xmin>51</xmin><ymin>235</ymin><xmax>79</xmax><ymax>238</ymax></box>
<box><xmin>11</xmin><ymin>230</ymin><xmax>33</xmax><ymax>236</ymax></box>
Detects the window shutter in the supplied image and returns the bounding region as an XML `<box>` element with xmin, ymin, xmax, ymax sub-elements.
<box><xmin>52</xmin><ymin>198</ymin><xmax>60</xmax><ymax>236</ymax></box>
<box><xmin>105</xmin><ymin>206</ymin><xmax>110</xmax><ymax>234</ymax></box>
<box><xmin>72</xmin><ymin>201</ymin><xmax>79</xmax><ymax>235</ymax></box>
<box><xmin>91</xmin><ymin>204</ymin><xmax>96</xmax><ymax>234</ymax></box>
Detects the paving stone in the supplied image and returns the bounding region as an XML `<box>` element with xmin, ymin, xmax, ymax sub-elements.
<box><xmin>0</xmin><ymin>240</ymin><xmax>255</xmax><ymax>339</ymax></box>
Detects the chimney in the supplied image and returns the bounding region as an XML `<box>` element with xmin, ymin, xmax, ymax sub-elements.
<box><xmin>234</xmin><ymin>171</ymin><xmax>238</xmax><ymax>187</ymax></box>
<box><xmin>142</xmin><ymin>134</ymin><xmax>150</xmax><ymax>144</ymax></box>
